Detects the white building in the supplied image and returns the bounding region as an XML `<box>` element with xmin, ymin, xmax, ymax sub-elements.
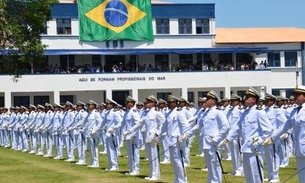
<box><xmin>0</xmin><ymin>2</ymin><xmax>304</xmax><ymax>107</ymax></box>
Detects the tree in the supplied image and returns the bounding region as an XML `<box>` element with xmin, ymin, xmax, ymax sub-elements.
<box><xmin>0</xmin><ymin>0</ymin><xmax>58</xmax><ymax>80</ymax></box>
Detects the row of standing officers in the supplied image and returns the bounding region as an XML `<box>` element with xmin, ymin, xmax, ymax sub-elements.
<box><xmin>0</xmin><ymin>86</ymin><xmax>305</xmax><ymax>183</ymax></box>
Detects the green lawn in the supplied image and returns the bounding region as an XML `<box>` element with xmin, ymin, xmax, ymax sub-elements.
<box><xmin>0</xmin><ymin>142</ymin><xmax>299</xmax><ymax>183</ymax></box>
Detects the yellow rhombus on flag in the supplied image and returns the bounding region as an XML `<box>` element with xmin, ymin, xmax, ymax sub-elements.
<box><xmin>78</xmin><ymin>0</ymin><xmax>154</xmax><ymax>41</ymax></box>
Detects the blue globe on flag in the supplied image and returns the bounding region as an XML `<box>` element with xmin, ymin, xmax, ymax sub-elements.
<box><xmin>104</xmin><ymin>0</ymin><xmax>128</xmax><ymax>27</ymax></box>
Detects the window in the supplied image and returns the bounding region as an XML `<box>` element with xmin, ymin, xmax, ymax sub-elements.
<box><xmin>34</xmin><ymin>96</ymin><xmax>49</xmax><ymax>105</ymax></box>
<box><xmin>92</xmin><ymin>55</ymin><xmax>100</xmax><ymax>67</ymax></box>
<box><xmin>56</xmin><ymin>19</ymin><xmax>71</xmax><ymax>35</ymax></box>
<box><xmin>188</xmin><ymin>92</ymin><xmax>194</xmax><ymax>103</ymax></box>
<box><xmin>119</xmin><ymin>40</ymin><xmax>124</xmax><ymax>48</ymax></box>
<box><xmin>113</xmin><ymin>40</ymin><xmax>118</xmax><ymax>48</ymax></box>
<box><xmin>156</xmin><ymin>19</ymin><xmax>169</xmax><ymax>34</ymax></box>
<box><xmin>286</xmin><ymin>89</ymin><xmax>294</xmax><ymax>97</ymax></box>
<box><xmin>178</xmin><ymin>19</ymin><xmax>192</xmax><ymax>34</ymax></box>
<box><xmin>196</xmin><ymin>18</ymin><xmax>209</xmax><ymax>34</ymax></box>
<box><xmin>60</xmin><ymin>95</ymin><xmax>74</xmax><ymax>105</ymax></box>
<box><xmin>60</xmin><ymin>55</ymin><xmax>68</xmax><ymax>71</ymax></box>
<box><xmin>197</xmin><ymin>54</ymin><xmax>211</xmax><ymax>65</ymax></box>
<box><xmin>0</xmin><ymin>96</ymin><xmax>4</xmax><ymax>107</ymax></box>
<box><xmin>272</xmin><ymin>89</ymin><xmax>294</xmax><ymax>98</ymax></box>
<box><xmin>106</xmin><ymin>41</ymin><xmax>110</xmax><ymax>48</ymax></box>
<box><xmin>219</xmin><ymin>53</ymin><xmax>232</xmax><ymax>64</ymax></box>
<box><xmin>285</xmin><ymin>51</ymin><xmax>297</xmax><ymax>67</ymax></box>
<box><xmin>129</xmin><ymin>55</ymin><xmax>137</xmax><ymax>72</ymax></box>
<box><xmin>179</xmin><ymin>54</ymin><xmax>193</xmax><ymax>70</ymax></box>
<box><xmin>68</xmin><ymin>55</ymin><xmax>75</xmax><ymax>69</ymax></box>
<box><xmin>268</xmin><ymin>52</ymin><xmax>280</xmax><ymax>67</ymax></box>
<box><xmin>155</xmin><ymin>55</ymin><xmax>169</xmax><ymax>71</ymax></box>
<box><xmin>219</xmin><ymin>91</ymin><xmax>224</xmax><ymax>99</ymax></box>
<box><xmin>112</xmin><ymin>91</ymin><xmax>130</xmax><ymax>106</ymax></box>
<box><xmin>157</xmin><ymin>92</ymin><xmax>171</xmax><ymax>100</ymax></box>
<box><xmin>236</xmin><ymin>53</ymin><xmax>252</xmax><ymax>70</ymax></box>
<box><xmin>237</xmin><ymin>91</ymin><xmax>246</xmax><ymax>99</ymax></box>
<box><xmin>14</xmin><ymin>96</ymin><xmax>30</xmax><ymax>107</ymax></box>
<box><xmin>198</xmin><ymin>91</ymin><xmax>208</xmax><ymax>98</ymax></box>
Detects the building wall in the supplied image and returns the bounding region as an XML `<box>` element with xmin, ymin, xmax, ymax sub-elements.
<box><xmin>42</xmin><ymin>35</ymin><xmax>214</xmax><ymax>50</ymax></box>
<box><xmin>2</xmin><ymin>70</ymin><xmax>298</xmax><ymax>107</ymax></box>
<box><xmin>42</xmin><ymin>16</ymin><xmax>215</xmax><ymax>50</ymax></box>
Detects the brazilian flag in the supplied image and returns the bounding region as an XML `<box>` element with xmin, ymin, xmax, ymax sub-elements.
<box><xmin>78</xmin><ymin>0</ymin><xmax>154</xmax><ymax>41</ymax></box>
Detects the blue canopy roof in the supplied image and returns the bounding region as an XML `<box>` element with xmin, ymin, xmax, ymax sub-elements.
<box><xmin>0</xmin><ymin>47</ymin><xmax>268</xmax><ymax>55</ymax></box>
<box><xmin>43</xmin><ymin>47</ymin><xmax>268</xmax><ymax>55</ymax></box>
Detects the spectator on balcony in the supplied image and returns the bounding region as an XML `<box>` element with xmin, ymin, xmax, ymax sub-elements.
<box><xmin>65</xmin><ymin>28</ymin><xmax>71</xmax><ymax>35</ymax></box>
<box><xmin>49</xmin><ymin>65</ymin><xmax>54</xmax><ymax>73</ymax></box>
<box><xmin>202</xmin><ymin>63</ymin><xmax>208</xmax><ymax>71</ymax></box>
<box><xmin>89</xmin><ymin>65</ymin><xmax>95</xmax><ymax>73</ymax></box>
<box><xmin>170</xmin><ymin>64</ymin><xmax>176</xmax><ymax>72</ymax></box>
<box><xmin>54</xmin><ymin>64</ymin><xmax>60</xmax><ymax>74</ymax></box>
<box><xmin>147</xmin><ymin>64</ymin><xmax>154</xmax><ymax>72</ymax></box>
<box><xmin>112</xmin><ymin>64</ymin><xmax>118</xmax><ymax>72</ymax></box>
<box><xmin>118</xmin><ymin>62</ymin><xmax>124</xmax><ymax>72</ymax></box>
<box><xmin>264</xmin><ymin>60</ymin><xmax>268</xmax><ymax>68</ymax></box>
<box><xmin>259</xmin><ymin>61</ymin><xmax>266</xmax><ymax>70</ymax></box>
<box><xmin>96</xmin><ymin>66</ymin><xmax>101</xmax><ymax>73</ymax></box>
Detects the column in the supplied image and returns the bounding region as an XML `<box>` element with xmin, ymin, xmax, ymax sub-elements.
<box><xmin>280</xmin><ymin>90</ymin><xmax>286</xmax><ymax>97</ymax></box>
<box><xmin>280</xmin><ymin>51</ymin><xmax>285</xmax><ymax>68</ymax></box>
<box><xmin>260</xmin><ymin>86</ymin><xmax>266</xmax><ymax>98</ymax></box>
<box><xmin>224</xmin><ymin>86</ymin><xmax>230</xmax><ymax>98</ymax></box>
<box><xmin>4</xmin><ymin>91</ymin><xmax>11</xmax><ymax>107</ymax></box>
<box><xmin>265</xmin><ymin>86</ymin><xmax>272</xmax><ymax>94</ymax></box>
<box><xmin>106</xmin><ymin>89</ymin><xmax>112</xmax><ymax>99</ymax></box>
<box><xmin>53</xmin><ymin>91</ymin><xmax>60</xmax><ymax>104</ymax></box>
<box><xmin>301</xmin><ymin>42</ymin><xmax>305</xmax><ymax>85</ymax></box>
<box><xmin>136</xmin><ymin>55</ymin><xmax>139</xmax><ymax>72</ymax></box>
<box><xmin>193</xmin><ymin>91</ymin><xmax>199</xmax><ymax>107</ymax></box>
<box><xmin>232</xmin><ymin>53</ymin><xmax>236</xmax><ymax>70</ymax></box>
<box><xmin>181</xmin><ymin>87</ymin><xmax>188</xmax><ymax>100</ymax></box>
<box><xmin>192</xmin><ymin>18</ymin><xmax>196</xmax><ymax>35</ymax></box>
<box><xmin>132</xmin><ymin>89</ymin><xmax>139</xmax><ymax>102</ymax></box>
<box><xmin>101</xmin><ymin>55</ymin><xmax>105</xmax><ymax>72</ymax></box>
<box><xmin>169</xmin><ymin>54</ymin><xmax>172</xmax><ymax>71</ymax></box>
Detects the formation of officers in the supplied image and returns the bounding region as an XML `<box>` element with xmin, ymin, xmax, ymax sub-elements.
<box><xmin>0</xmin><ymin>86</ymin><xmax>305</xmax><ymax>183</ymax></box>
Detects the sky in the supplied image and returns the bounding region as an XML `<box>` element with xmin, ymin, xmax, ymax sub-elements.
<box><xmin>165</xmin><ymin>0</ymin><xmax>305</xmax><ymax>28</ymax></box>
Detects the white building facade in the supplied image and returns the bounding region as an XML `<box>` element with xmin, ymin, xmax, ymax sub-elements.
<box><xmin>0</xmin><ymin>3</ymin><xmax>304</xmax><ymax>107</ymax></box>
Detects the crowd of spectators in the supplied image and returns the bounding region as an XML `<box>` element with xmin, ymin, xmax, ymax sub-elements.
<box><xmin>15</xmin><ymin>60</ymin><xmax>269</xmax><ymax>74</ymax></box>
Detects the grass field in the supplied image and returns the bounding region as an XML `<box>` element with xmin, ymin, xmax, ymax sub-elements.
<box><xmin>0</xmin><ymin>142</ymin><xmax>300</xmax><ymax>183</ymax></box>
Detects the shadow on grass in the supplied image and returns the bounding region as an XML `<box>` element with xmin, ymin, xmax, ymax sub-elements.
<box><xmin>134</xmin><ymin>175</ymin><xmax>168</xmax><ymax>183</ymax></box>
<box><xmin>192</xmin><ymin>167</ymin><xmax>205</xmax><ymax>171</ymax></box>
<box><xmin>118</xmin><ymin>170</ymin><xmax>129</xmax><ymax>174</ymax></box>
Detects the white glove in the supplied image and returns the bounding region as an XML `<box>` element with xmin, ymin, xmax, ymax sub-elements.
<box><xmin>107</xmin><ymin>127</ymin><xmax>115</xmax><ymax>134</ymax></box>
<box><xmin>263</xmin><ymin>137</ymin><xmax>274</xmax><ymax>146</ymax></box>
<box><xmin>178</xmin><ymin>134</ymin><xmax>189</xmax><ymax>142</ymax></box>
<box><xmin>91</xmin><ymin>129</ymin><xmax>97</xmax><ymax>135</ymax></box>
<box><xmin>102</xmin><ymin>126</ymin><xmax>107</xmax><ymax>132</ymax></box>
<box><xmin>218</xmin><ymin>139</ymin><xmax>228</xmax><ymax>147</ymax></box>
<box><xmin>123</xmin><ymin>130</ymin><xmax>131</xmax><ymax>136</ymax></box>
<box><xmin>280</xmin><ymin>133</ymin><xmax>289</xmax><ymax>140</ymax></box>
<box><xmin>210</xmin><ymin>135</ymin><xmax>219</xmax><ymax>145</ymax></box>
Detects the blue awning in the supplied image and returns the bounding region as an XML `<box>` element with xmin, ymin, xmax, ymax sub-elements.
<box><xmin>43</xmin><ymin>47</ymin><xmax>268</xmax><ymax>55</ymax></box>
